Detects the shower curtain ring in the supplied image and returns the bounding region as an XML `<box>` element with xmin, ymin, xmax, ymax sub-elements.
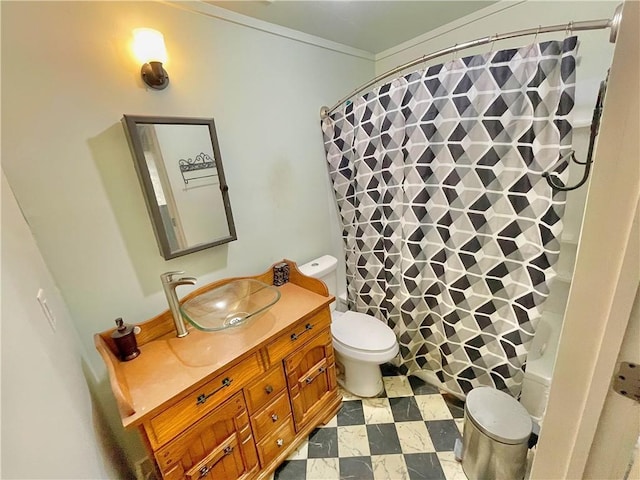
<box><xmin>565</xmin><ymin>21</ymin><xmax>574</xmax><ymax>37</ymax></box>
<box><xmin>490</xmin><ymin>34</ymin><xmax>498</xmax><ymax>53</ymax></box>
<box><xmin>528</xmin><ymin>26</ymin><xmax>541</xmax><ymax>54</ymax></box>
<box><xmin>452</xmin><ymin>44</ymin><xmax>458</xmax><ymax>62</ymax></box>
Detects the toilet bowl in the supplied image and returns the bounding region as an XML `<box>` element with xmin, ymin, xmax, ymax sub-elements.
<box><xmin>299</xmin><ymin>255</ymin><xmax>400</xmax><ymax>397</ymax></box>
<box><xmin>332</xmin><ymin>310</ymin><xmax>399</xmax><ymax>397</ymax></box>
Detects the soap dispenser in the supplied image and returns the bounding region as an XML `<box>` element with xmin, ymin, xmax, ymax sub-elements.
<box><xmin>111</xmin><ymin>318</ymin><xmax>140</xmax><ymax>361</ymax></box>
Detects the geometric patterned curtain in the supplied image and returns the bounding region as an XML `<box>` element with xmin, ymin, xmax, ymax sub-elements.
<box><xmin>321</xmin><ymin>37</ymin><xmax>578</xmax><ymax>398</ymax></box>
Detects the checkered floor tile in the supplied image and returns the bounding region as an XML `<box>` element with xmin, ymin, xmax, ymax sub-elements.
<box><xmin>271</xmin><ymin>365</ymin><xmax>468</xmax><ymax>480</ymax></box>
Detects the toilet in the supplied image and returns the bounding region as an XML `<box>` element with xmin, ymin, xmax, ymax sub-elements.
<box><xmin>298</xmin><ymin>255</ymin><xmax>399</xmax><ymax>397</ymax></box>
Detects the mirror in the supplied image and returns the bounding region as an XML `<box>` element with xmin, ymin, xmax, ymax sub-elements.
<box><xmin>122</xmin><ymin>115</ymin><xmax>236</xmax><ymax>260</ymax></box>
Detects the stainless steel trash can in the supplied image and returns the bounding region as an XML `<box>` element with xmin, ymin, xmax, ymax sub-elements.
<box><xmin>461</xmin><ymin>387</ymin><xmax>532</xmax><ymax>480</ymax></box>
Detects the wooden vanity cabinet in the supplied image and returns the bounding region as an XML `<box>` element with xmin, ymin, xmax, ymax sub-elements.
<box><xmin>95</xmin><ymin>260</ymin><xmax>342</xmax><ymax>480</ymax></box>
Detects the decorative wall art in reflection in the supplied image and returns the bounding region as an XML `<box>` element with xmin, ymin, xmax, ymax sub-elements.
<box><xmin>179</xmin><ymin>153</ymin><xmax>219</xmax><ymax>185</ymax></box>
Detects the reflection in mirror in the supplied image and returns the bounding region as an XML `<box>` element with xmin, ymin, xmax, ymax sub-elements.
<box><xmin>122</xmin><ymin>115</ymin><xmax>236</xmax><ymax>259</ymax></box>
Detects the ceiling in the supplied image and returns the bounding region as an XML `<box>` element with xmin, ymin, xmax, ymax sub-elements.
<box><xmin>206</xmin><ymin>1</ymin><xmax>498</xmax><ymax>54</ymax></box>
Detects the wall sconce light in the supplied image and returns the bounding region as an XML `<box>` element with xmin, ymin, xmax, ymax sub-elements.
<box><xmin>133</xmin><ymin>28</ymin><xmax>169</xmax><ymax>90</ymax></box>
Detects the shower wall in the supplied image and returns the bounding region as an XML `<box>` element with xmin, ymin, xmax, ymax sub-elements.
<box><xmin>545</xmin><ymin>124</ymin><xmax>593</xmax><ymax>315</ymax></box>
<box><xmin>521</xmin><ymin>124</ymin><xmax>592</xmax><ymax>420</ymax></box>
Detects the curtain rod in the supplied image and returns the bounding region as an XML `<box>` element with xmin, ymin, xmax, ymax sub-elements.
<box><xmin>320</xmin><ymin>4</ymin><xmax>623</xmax><ymax>120</ymax></box>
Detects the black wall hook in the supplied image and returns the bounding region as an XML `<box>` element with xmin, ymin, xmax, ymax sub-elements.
<box><xmin>542</xmin><ymin>150</ymin><xmax>593</xmax><ymax>191</ymax></box>
<box><xmin>543</xmin><ymin>76</ymin><xmax>608</xmax><ymax>192</ymax></box>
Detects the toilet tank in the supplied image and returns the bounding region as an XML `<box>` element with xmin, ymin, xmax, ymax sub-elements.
<box><xmin>298</xmin><ymin>256</ymin><xmax>338</xmax><ymax>308</ymax></box>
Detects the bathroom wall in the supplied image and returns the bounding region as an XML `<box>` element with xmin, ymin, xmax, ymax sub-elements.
<box><xmin>1</xmin><ymin>173</ymin><xmax>126</xmax><ymax>478</ymax></box>
<box><xmin>1</xmin><ymin>0</ymin><xmax>373</xmax><ymax>469</ymax></box>
<box><xmin>1</xmin><ymin>0</ymin><xmax>373</xmax><ymax>368</ymax></box>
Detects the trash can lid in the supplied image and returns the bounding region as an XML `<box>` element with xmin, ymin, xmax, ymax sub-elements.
<box><xmin>465</xmin><ymin>386</ymin><xmax>533</xmax><ymax>445</ymax></box>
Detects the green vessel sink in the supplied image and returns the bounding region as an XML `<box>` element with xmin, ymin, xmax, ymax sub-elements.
<box><xmin>180</xmin><ymin>279</ymin><xmax>281</xmax><ymax>332</ymax></box>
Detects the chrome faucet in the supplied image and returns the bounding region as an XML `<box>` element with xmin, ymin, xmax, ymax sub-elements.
<box><xmin>161</xmin><ymin>271</ymin><xmax>197</xmax><ymax>338</ymax></box>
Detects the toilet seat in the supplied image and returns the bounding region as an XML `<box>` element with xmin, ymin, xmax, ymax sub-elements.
<box><xmin>331</xmin><ymin>311</ymin><xmax>399</xmax><ymax>362</ymax></box>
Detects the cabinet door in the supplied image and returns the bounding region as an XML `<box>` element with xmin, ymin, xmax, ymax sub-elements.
<box><xmin>156</xmin><ymin>392</ymin><xmax>258</xmax><ymax>480</ymax></box>
<box><xmin>284</xmin><ymin>329</ymin><xmax>337</xmax><ymax>430</ymax></box>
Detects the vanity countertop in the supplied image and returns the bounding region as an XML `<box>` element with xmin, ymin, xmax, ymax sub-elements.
<box><xmin>95</xmin><ymin>260</ymin><xmax>334</xmax><ymax>428</ymax></box>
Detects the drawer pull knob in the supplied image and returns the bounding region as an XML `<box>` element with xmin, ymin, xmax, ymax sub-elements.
<box><xmin>276</xmin><ymin>438</ymin><xmax>284</xmax><ymax>447</ymax></box>
<box><xmin>265</xmin><ymin>385</ymin><xmax>274</xmax><ymax>394</ymax></box>
<box><xmin>290</xmin><ymin>323</ymin><xmax>314</xmax><ymax>341</ymax></box>
<box><xmin>196</xmin><ymin>377</ymin><xmax>233</xmax><ymax>406</ymax></box>
<box><xmin>271</xmin><ymin>413</ymin><xmax>279</xmax><ymax>422</ymax></box>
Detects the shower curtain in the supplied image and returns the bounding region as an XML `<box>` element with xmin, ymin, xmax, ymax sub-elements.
<box><xmin>322</xmin><ymin>37</ymin><xmax>577</xmax><ymax>398</ymax></box>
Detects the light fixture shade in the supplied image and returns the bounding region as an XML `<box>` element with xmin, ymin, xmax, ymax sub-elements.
<box><xmin>133</xmin><ymin>28</ymin><xmax>167</xmax><ymax>64</ymax></box>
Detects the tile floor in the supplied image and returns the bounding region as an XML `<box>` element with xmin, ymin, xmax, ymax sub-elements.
<box><xmin>271</xmin><ymin>365</ymin><xmax>468</xmax><ymax>480</ymax></box>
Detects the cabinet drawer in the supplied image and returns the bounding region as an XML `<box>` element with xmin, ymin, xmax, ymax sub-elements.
<box><xmin>250</xmin><ymin>392</ymin><xmax>292</xmax><ymax>441</ymax></box>
<box><xmin>244</xmin><ymin>364</ymin><xmax>286</xmax><ymax>414</ymax></box>
<box><xmin>266</xmin><ymin>308</ymin><xmax>331</xmax><ymax>364</ymax></box>
<box><xmin>256</xmin><ymin>417</ymin><xmax>296</xmax><ymax>467</ymax></box>
<box><xmin>148</xmin><ymin>353</ymin><xmax>263</xmax><ymax>447</ymax></box>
